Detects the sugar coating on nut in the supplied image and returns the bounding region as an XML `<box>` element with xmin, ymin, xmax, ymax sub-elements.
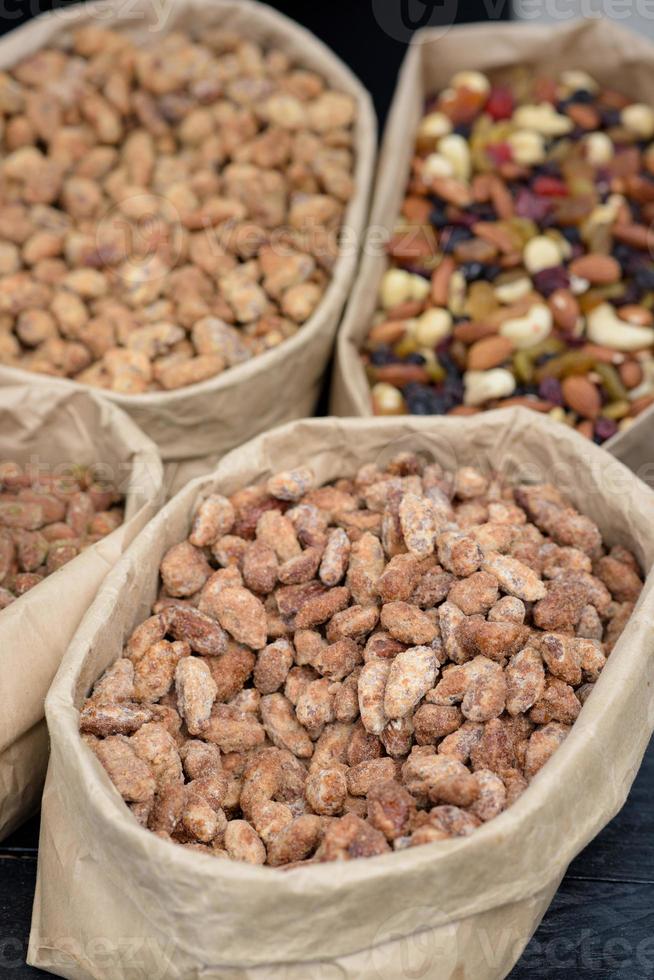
<box><xmin>0</xmin><ymin>460</ymin><xmax>124</xmax><ymax>603</ymax></box>
<box><xmin>80</xmin><ymin>456</ymin><xmax>644</xmax><ymax>865</ymax></box>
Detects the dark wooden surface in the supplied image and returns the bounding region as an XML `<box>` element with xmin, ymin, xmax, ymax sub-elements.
<box><xmin>1</xmin><ymin>738</ymin><xmax>652</xmax><ymax>978</ymax></box>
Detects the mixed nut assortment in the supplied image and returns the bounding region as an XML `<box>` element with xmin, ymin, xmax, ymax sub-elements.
<box><xmin>80</xmin><ymin>456</ymin><xmax>642</xmax><ymax>867</ymax></box>
<box><xmin>364</xmin><ymin>68</ymin><xmax>654</xmax><ymax>443</ymax></box>
<box><xmin>0</xmin><ymin>460</ymin><xmax>124</xmax><ymax>606</ymax></box>
<box><xmin>0</xmin><ymin>27</ymin><xmax>356</xmax><ymax>392</ymax></box>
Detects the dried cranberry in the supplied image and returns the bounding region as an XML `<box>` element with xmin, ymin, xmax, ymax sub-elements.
<box><xmin>594</xmin><ymin>418</ymin><xmax>618</xmax><ymax>443</ymax></box>
<box><xmin>532</xmin><ymin>266</ymin><xmax>570</xmax><ymax>296</ymax></box>
<box><xmin>485</xmin><ymin>142</ymin><xmax>513</xmax><ymax>166</ymax></box>
<box><xmin>515</xmin><ymin>189</ymin><xmax>551</xmax><ymax>223</ymax></box>
<box><xmin>538</xmin><ymin>377</ymin><xmax>564</xmax><ymax>406</ymax></box>
<box><xmin>486</xmin><ymin>87</ymin><xmax>514</xmax><ymax>121</ymax></box>
<box><xmin>532</xmin><ymin>176</ymin><xmax>568</xmax><ymax>197</ymax></box>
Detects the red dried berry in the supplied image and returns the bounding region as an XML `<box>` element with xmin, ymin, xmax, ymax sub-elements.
<box><xmin>533</xmin><ymin>176</ymin><xmax>569</xmax><ymax>198</ymax></box>
<box><xmin>485</xmin><ymin>142</ymin><xmax>513</xmax><ymax>166</ymax></box>
<box><xmin>486</xmin><ymin>87</ymin><xmax>514</xmax><ymax>121</ymax></box>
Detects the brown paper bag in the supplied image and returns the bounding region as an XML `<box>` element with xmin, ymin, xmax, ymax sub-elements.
<box><xmin>29</xmin><ymin>409</ymin><xmax>654</xmax><ymax>980</ymax></box>
<box><xmin>0</xmin><ymin>383</ymin><xmax>163</xmax><ymax>841</ymax></box>
<box><xmin>0</xmin><ymin>0</ymin><xmax>377</xmax><ymax>469</ymax></box>
<box><xmin>330</xmin><ymin>17</ymin><xmax>654</xmax><ymax>461</ymax></box>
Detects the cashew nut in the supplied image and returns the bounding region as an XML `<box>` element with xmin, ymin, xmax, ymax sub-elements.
<box><xmin>584</xmin><ymin>132</ymin><xmax>614</xmax><ymax>167</ymax></box>
<box><xmin>499</xmin><ymin>303</ymin><xmax>552</xmax><ymax>350</ymax></box>
<box><xmin>450</xmin><ymin>70</ymin><xmax>490</xmax><ymax>95</ymax></box>
<box><xmin>417</xmin><ymin>112</ymin><xmax>453</xmax><ymax>142</ymax></box>
<box><xmin>423</xmin><ymin>152</ymin><xmax>455</xmax><ymax>181</ymax></box>
<box><xmin>379</xmin><ymin>269</ymin><xmax>429</xmax><ymax>309</ymax></box>
<box><xmin>621</xmin><ymin>103</ymin><xmax>654</xmax><ymax>140</ymax></box>
<box><xmin>379</xmin><ymin>269</ymin><xmax>411</xmax><ymax>309</ymax></box>
<box><xmin>523</xmin><ymin>236</ymin><xmax>564</xmax><ymax>274</ymax></box>
<box><xmin>438</xmin><ymin>133</ymin><xmax>471</xmax><ymax>182</ymax></box>
<box><xmin>464</xmin><ymin>368</ymin><xmax>516</xmax><ymax>407</ymax></box>
<box><xmin>494</xmin><ymin>276</ymin><xmax>532</xmax><ymax>305</ymax></box>
<box><xmin>513</xmin><ymin>103</ymin><xmax>574</xmax><ymax>137</ymax></box>
<box><xmin>413</xmin><ymin>307</ymin><xmax>453</xmax><ymax>346</ymax></box>
<box><xmin>508</xmin><ymin>130</ymin><xmax>546</xmax><ymax>166</ymax></box>
<box><xmin>587</xmin><ymin>303</ymin><xmax>654</xmax><ymax>352</ymax></box>
<box><xmin>560</xmin><ymin>70</ymin><xmax>599</xmax><ymax>95</ymax></box>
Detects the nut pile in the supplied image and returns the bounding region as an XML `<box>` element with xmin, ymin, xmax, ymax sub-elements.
<box><xmin>0</xmin><ymin>27</ymin><xmax>356</xmax><ymax>392</ymax></box>
<box><xmin>80</xmin><ymin>455</ymin><xmax>643</xmax><ymax>867</ymax></box>
<box><xmin>0</xmin><ymin>460</ymin><xmax>124</xmax><ymax>606</ymax></box>
<box><xmin>364</xmin><ymin>68</ymin><xmax>654</xmax><ymax>443</ymax></box>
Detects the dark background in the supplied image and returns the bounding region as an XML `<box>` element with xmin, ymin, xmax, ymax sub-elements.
<box><xmin>0</xmin><ymin>2</ymin><xmax>653</xmax><ymax>978</ymax></box>
<box><xmin>0</xmin><ymin>0</ymin><xmax>511</xmax><ymax>122</ymax></box>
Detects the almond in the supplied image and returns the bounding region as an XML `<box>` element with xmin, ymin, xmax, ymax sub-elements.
<box><xmin>568</xmin><ymin>254</ymin><xmax>621</xmax><ymax>285</ymax></box>
<box><xmin>367</xmin><ymin>320</ymin><xmax>409</xmax><ymax>346</ymax></box>
<box><xmin>629</xmin><ymin>394</ymin><xmax>654</xmax><ymax>417</ymax></box>
<box><xmin>566</xmin><ymin>103</ymin><xmax>600</xmax><ymax>129</ymax></box>
<box><xmin>561</xmin><ymin>376</ymin><xmax>602</xmax><ymax>420</ymax></box>
<box><xmin>430</xmin><ymin>176</ymin><xmax>473</xmax><ymax>208</ymax></box>
<box><xmin>431</xmin><ymin>255</ymin><xmax>455</xmax><ymax>307</ymax></box>
<box><xmin>467</xmin><ymin>335</ymin><xmax>513</xmax><ymax>371</ymax></box>
<box><xmin>619</xmin><ymin>360</ymin><xmax>644</xmax><ymax>390</ymax></box>
<box><xmin>548</xmin><ymin>288</ymin><xmax>579</xmax><ymax>331</ymax></box>
<box><xmin>613</xmin><ymin>224</ymin><xmax>651</xmax><ymax>250</ymax></box>
<box><xmin>619</xmin><ymin>304</ymin><xmax>653</xmax><ymax>327</ymax></box>
<box><xmin>453</xmin><ymin>321</ymin><xmax>498</xmax><ymax>344</ymax></box>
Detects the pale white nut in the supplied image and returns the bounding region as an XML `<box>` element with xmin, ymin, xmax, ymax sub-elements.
<box><xmin>494</xmin><ymin>276</ymin><xmax>532</xmax><ymax>305</ymax></box>
<box><xmin>500</xmin><ymin>304</ymin><xmax>552</xmax><ymax>351</ymax></box>
<box><xmin>587</xmin><ymin>303</ymin><xmax>654</xmax><ymax>352</ymax></box>
<box><xmin>523</xmin><ymin>236</ymin><xmax>564</xmax><ymax>274</ymax></box>
<box><xmin>417</xmin><ymin>111</ymin><xmax>453</xmax><ymax>141</ymax></box>
<box><xmin>464</xmin><ymin>368</ymin><xmax>516</xmax><ymax>407</ymax></box>
<box><xmin>384</xmin><ymin>646</ymin><xmax>439</xmax><ymax>720</ymax></box>
<box><xmin>413</xmin><ymin>307</ymin><xmax>453</xmax><ymax>347</ymax></box>
<box><xmin>587</xmin><ymin>194</ymin><xmax>626</xmax><ymax>230</ymax></box>
<box><xmin>422</xmin><ymin>153</ymin><xmax>454</xmax><ymax>181</ymax></box>
<box><xmin>513</xmin><ymin>103</ymin><xmax>573</xmax><ymax>137</ymax></box>
<box><xmin>409</xmin><ymin>274</ymin><xmax>431</xmax><ymax>303</ymax></box>
<box><xmin>450</xmin><ymin>70</ymin><xmax>490</xmax><ymax>95</ymax></box>
<box><xmin>621</xmin><ymin>104</ymin><xmax>654</xmax><ymax>140</ymax></box>
<box><xmin>437</xmin><ymin>133</ymin><xmax>471</xmax><ymax>182</ymax></box>
<box><xmin>583</xmin><ymin>132</ymin><xmax>614</xmax><ymax>167</ymax></box>
<box><xmin>371</xmin><ymin>382</ymin><xmax>403</xmax><ymax>413</ymax></box>
<box><xmin>570</xmin><ymin>275</ymin><xmax>591</xmax><ymax>297</ymax></box>
<box><xmin>508</xmin><ymin>130</ymin><xmax>546</xmax><ymax>166</ymax></box>
<box><xmin>560</xmin><ymin>70</ymin><xmax>598</xmax><ymax>94</ymax></box>
<box><xmin>448</xmin><ymin>269</ymin><xmax>467</xmax><ymax>317</ymax></box>
<box><xmin>379</xmin><ymin>268</ymin><xmax>412</xmax><ymax>309</ymax></box>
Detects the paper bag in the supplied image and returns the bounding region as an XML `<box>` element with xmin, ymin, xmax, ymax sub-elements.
<box><xmin>330</xmin><ymin>17</ymin><xmax>654</xmax><ymax>471</ymax></box>
<box><xmin>29</xmin><ymin>409</ymin><xmax>654</xmax><ymax>979</ymax></box>
<box><xmin>0</xmin><ymin>0</ymin><xmax>377</xmax><ymax>468</ymax></box>
<box><xmin>0</xmin><ymin>383</ymin><xmax>163</xmax><ymax>841</ymax></box>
